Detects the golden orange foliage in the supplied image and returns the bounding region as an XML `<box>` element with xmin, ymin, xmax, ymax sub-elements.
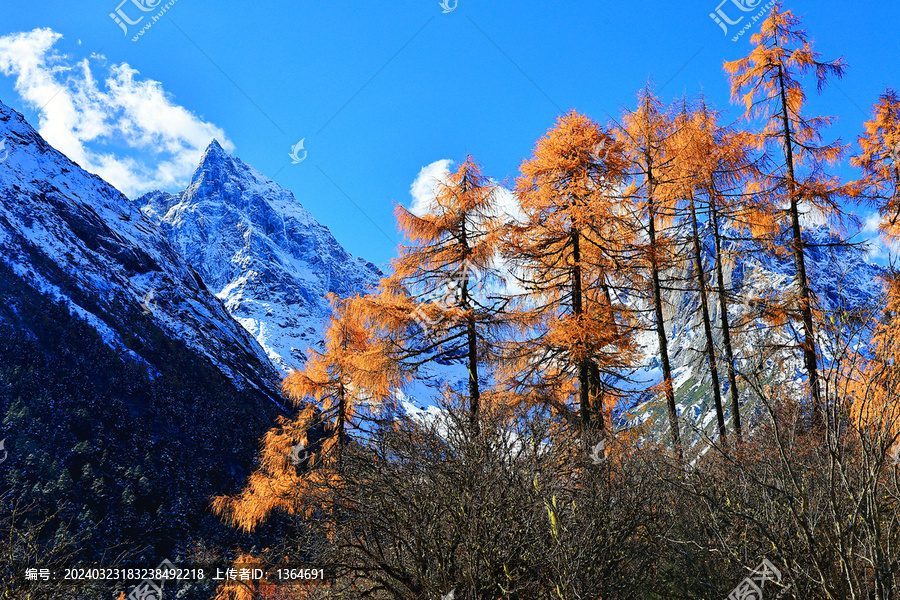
<box><xmin>358</xmin><ymin>157</ymin><xmax>507</xmax><ymax>428</ymax></box>
<box><xmin>393</xmin><ymin>156</ymin><xmax>501</xmax><ymax>282</ymax></box>
<box><xmin>844</xmin><ymin>90</ymin><xmax>900</xmax><ymax>438</ymax></box>
<box><xmin>850</xmin><ymin>89</ymin><xmax>900</xmax><ymax>242</ymax></box>
<box><xmin>845</xmin><ymin>326</ymin><xmax>900</xmax><ymax>438</ymax></box>
<box><xmin>381</xmin><ymin>156</ymin><xmax>504</xmax><ymax>345</ymax></box>
<box><xmin>213</xmin><ymin>296</ymin><xmax>398</xmax><ymax>532</ymax></box>
<box><xmin>614</xmin><ymin>90</ymin><xmax>687</xmax><ymax>448</ymax></box>
<box><xmin>725</xmin><ymin>4</ymin><xmax>846</xmax><ymax>161</ymax></box>
<box><xmin>212</xmin><ymin>404</ymin><xmax>318</xmax><ymax>532</ymax></box>
<box><xmin>502</xmin><ymin>110</ymin><xmax>637</xmax><ymax>432</ymax></box>
<box><xmin>724</xmin><ymin>2</ymin><xmax>850</xmax><ymax>240</ymax></box>
<box><xmin>724</xmin><ymin>3</ymin><xmax>851</xmax><ymax>412</ymax></box>
<box><xmin>282</xmin><ymin>294</ymin><xmax>401</xmax><ymax>426</ymax></box>
<box><xmin>670</xmin><ymin>100</ymin><xmax>769</xmax><ymax>239</ymax></box>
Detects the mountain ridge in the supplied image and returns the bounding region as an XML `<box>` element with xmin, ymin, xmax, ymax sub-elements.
<box><xmin>137</xmin><ymin>140</ymin><xmax>382</xmax><ymax>373</ymax></box>
<box><xmin>0</xmin><ymin>99</ymin><xmax>287</xmax><ymax>565</ymax></box>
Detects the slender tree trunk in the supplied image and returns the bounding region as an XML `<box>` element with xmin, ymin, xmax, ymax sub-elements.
<box><xmin>459</xmin><ymin>174</ymin><xmax>481</xmax><ymax>435</ymax></box>
<box><xmin>589</xmin><ymin>277</ymin><xmax>616</xmax><ymax>426</ymax></box>
<box><xmin>777</xmin><ymin>64</ymin><xmax>822</xmax><ymax>420</ymax></box>
<box><xmin>464</xmin><ymin>301</ymin><xmax>480</xmax><ymax>435</ymax></box>
<box><xmin>870</xmin><ymin>499</ymin><xmax>890</xmax><ymax>600</ymax></box>
<box><xmin>709</xmin><ymin>195</ymin><xmax>742</xmax><ymax>441</ymax></box>
<box><xmin>337</xmin><ymin>384</ymin><xmax>346</xmax><ymax>470</ymax></box>
<box><xmin>646</xmin><ymin>176</ymin><xmax>680</xmax><ymax>454</ymax></box>
<box><xmin>571</xmin><ymin>228</ymin><xmax>603</xmax><ymax>435</ymax></box>
<box><xmin>689</xmin><ymin>196</ymin><xmax>727</xmax><ymax>441</ymax></box>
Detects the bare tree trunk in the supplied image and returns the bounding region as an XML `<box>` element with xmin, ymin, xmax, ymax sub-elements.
<box><xmin>709</xmin><ymin>196</ymin><xmax>742</xmax><ymax>441</ymax></box>
<box><xmin>776</xmin><ymin>63</ymin><xmax>822</xmax><ymax>422</ymax></box>
<box><xmin>337</xmin><ymin>384</ymin><xmax>346</xmax><ymax>470</ymax></box>
<box><xmin>459</xmin><ymin>174</ymin><xmax>481</xmax><ymax>436</ymax></box>
<box><xmin>689</xmin><ymin>196</ymin><xmax>727</xmax><ymax>441</ymax></box>
<box><xmin>571</xmin><ymin>229</ymin><xmax>603</xmax><ymax>435</ymax></box>
<box><xmin>465</xmin><ymin>311</ymin><xmax>480</xmax><ymax>436</ymax></box>
<box><xmin>647</xmin><ymin>182</ymin><xmax>680</xmax><ymax>454</ymax></box>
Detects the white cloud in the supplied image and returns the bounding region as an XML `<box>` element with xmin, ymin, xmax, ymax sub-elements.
<box><xmin>861</xmin><ymin>211</ymin><xmax>900</xmax><ymax>264</ymax></box>
<box><xmin>491</xmin><ymin>185</ymin><xmax>524</xmax><ymax>224</ymax></box>
<box><xmin>409</xmin><ymin>159</ymin><xmax>454</xmax><ymax>217</ymax></box>
<box><xmin>408</xmin><ymin>158</ymin><xmax>525</xmax><ymax>294</ymax></box>
<box><xmin>0</xmin><ymin>28</ymin><xmax>232</xmax><ymax>197</ymax></box>
<box><xmin>409</xmin><ymin>158</ymin><xmax>523</xmax><ymax>222</ymax></box>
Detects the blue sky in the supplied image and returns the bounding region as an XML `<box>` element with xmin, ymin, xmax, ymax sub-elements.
<box><xmin>0</xmin><ymin>0</ymin><xmax>898</xmax><ymax>266</ymax></box>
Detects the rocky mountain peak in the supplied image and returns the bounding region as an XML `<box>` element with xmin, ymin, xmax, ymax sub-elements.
<box><xmin>137</xmin><ymin>142</ymin><xmax>382</xmax><ymax>373</ymax></box>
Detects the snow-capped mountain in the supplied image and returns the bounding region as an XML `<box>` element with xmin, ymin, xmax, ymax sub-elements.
<box><xmin>624</xmin><ymin>225</ymin><xmax>885</xmax><ymax>447</ymax></box>
<box><xmin>137</xmin><ymin>141</ymin><xmax>382</xmax><ymax>373</ymax></box>
<box><xmin>0</xmin><ymin>100</ymin><xmax>283</xmax><ymax>398</ymax></box>
<box><xmin>0</xmin><ymin>99</ymin><xmax>290</xmax><ymax>561</ymax></box>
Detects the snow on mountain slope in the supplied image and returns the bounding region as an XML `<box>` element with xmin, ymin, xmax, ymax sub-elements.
<box><xmin>137</xmin><ymin>141</ymin><xmax>382</xmax><ymax>373</ymax></box>
<box><xmin>0</xmin><ymin>99</ymin><xmax>283</xmax><ymax>398</ymax></box>
<box><xmin>622</xmin><ymin>224</ymin><xmax>885</xmax><ymax>447</ymax></box>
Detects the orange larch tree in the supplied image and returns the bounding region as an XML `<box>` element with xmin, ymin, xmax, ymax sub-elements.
<box><xmin>281</xmin><ymin>295</ymin><xmax>400</xmax><ymax>466</ymax></box>
<box><xmin>616</xmin><ymin>91</ymin><xmax>684</xmax><ymax>453</ymax></box>
<box><xmin>724</xmin><ymin>3</ymin><xmax>849</xmax><ymax>417</ymax></box>
<box><xmin>850</xmin><ymin>89</ymin><xmax>900</xmax><ymax>242</ymax></box>
<box><xmin>356</xmin><ymin>156</ymin><xmax>506</xmax><ymax>434</ymax></box>
<box><xmin>212</xmin><ymin>295</ymin><xmax>399</xmax><ymax>532</ymax></box>
<box><xmin>502</xmin><ymin>110</ymin><xmax>637</xmax><ymax>439</ymax></box>
<box><xmin>669</xmin><ymin>98</ymin><xmax>762</xmax><ymax>442</ymax></box>
<box><xmin>847</xmin><ymin>89</ymin><xmax>900</xmax><ymax>438</ymax></box>
<box><xmin>669</xmin><ymin>100</ymin><xmax>729</xmax><ymax>442</ymax></box>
